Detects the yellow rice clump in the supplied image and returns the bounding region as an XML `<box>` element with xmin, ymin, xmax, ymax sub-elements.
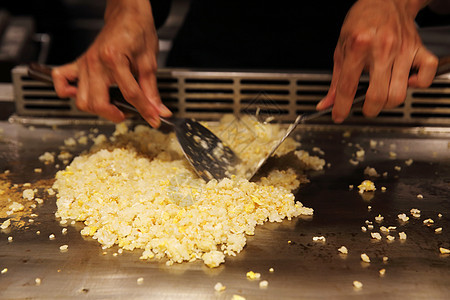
<box><xmin>54</xmin><ymin>115</ymin><xmax>322</xmax><ymax>267</ymax></box>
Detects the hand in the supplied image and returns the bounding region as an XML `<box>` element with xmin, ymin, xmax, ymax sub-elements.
<box><xmin>52</xmin><ymin>0</ymin><xmax>172</xmax><ymax>127</ymax></box>
<box><xmin>317</xmin><ymin>0</ymin><xmax>438</xmax><ymax>123</ymax></box>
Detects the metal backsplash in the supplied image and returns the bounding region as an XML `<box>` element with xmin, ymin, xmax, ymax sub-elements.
<box><xmin>11</xmin><ymin>65</ymin><xmax>450</xmax><ymax>126</ymax></box>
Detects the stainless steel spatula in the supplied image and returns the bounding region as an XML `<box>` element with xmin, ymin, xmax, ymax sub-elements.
<box><xmin>28</xmin><ymin>63</ymin><xmax>240</xmax><ymax>182</ymax></box>
<box><xmin>248</xmin><ymin>95</ymin><xmax>366</xmax><ymax>180</ymax></box>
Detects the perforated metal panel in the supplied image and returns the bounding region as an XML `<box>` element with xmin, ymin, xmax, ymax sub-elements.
<box><xmin>11</xmin><ymin>65</ymin><xmax>450</xmax><ymax>125</ymax></box>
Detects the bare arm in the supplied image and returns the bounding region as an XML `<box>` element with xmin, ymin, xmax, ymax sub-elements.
<box><xmin>52</xmin><ymin>0</ymin><xmax>172</xmax><ymax>127</ymax></box>
<box><xmin>318</xmin><ymin>0</ymin><xmax>438</xmax><ymax>123</ymax></box>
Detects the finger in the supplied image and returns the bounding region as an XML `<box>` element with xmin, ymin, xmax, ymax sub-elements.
<box><xmin>362</xmin><ymin>62</ymin><xmax>392</xmax><ymax>117</ymax></box>
<box><xmin>87</xmin><ymin>64</ymin><xmax>125</xmax><ymax>123</ymax></box>
<box><xmin>111</xmin><ymin>55</ymin><xmax>161</xmax><ymax>127</ymax></box>
<box><xmin>52</xmin><ymin>63</ymin><xmax>78</xmax><ymax>98</ymax></box>
<box><xmin>408</xmin><ymin>47</ymin><xmax>438</xmax><ymax>88</ymax></box>
<box><xmin>332</xmin><ymin>46</ymin><xmax>366</xmax><ymax>123</ymax></box>
<box><xmin>75</xmin><ymin>61</ymin><xmax>90</xmax><ymax>113</ymax></box>
<box><xmin>385</xmin><ymin>55</ymin><xmax>411</xmax><ymax>109</ymax></box>
<box><xmin>136</xmin><ymin>56</ymin><xmax>172</xmax><ymax>117</ymax></box>
<box><xmin>317</xmin><ymin>47</ymin><xmax>343</xmax><ymax>111</ymax></box>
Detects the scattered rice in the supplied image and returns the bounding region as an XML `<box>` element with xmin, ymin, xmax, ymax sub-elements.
<box><xmin>64</xmin><ymin>137</ymin><xmax>77</xmax><ymax>147</ymax></box>
<box><xmin>398</xmin><ymin>213</ymin><xmax>409</xmax><ymax>222</ymax></box>
<box><xmin>371</xmin><ymin>232</ymin><xmax>382</xmax><ymax>240</ymax></box>
<box><xmin>405</xmin><ymin>159</ymin><xmax>413</xmax><ymax>166</ymax></box>
<box><xmin>375</xmin><ymin>214</ymin><xmax>384</xmax><ymax>223</ymax></box>
<box><xmin>1</xmin><ymin>219</ymin><xmax>11</xmax><ymax>229</ymax></box>
<box><xmin>399</xmin><ymin>232</ymin><xmax>407</xmax><ymax>240</ymax></box>
<box><xmin>380</xmin><ymin>226</ymin><xmax>389</xmax><ymax>233</ymax></box>
<box><xmin>259</xmin><ymin>280</ymin><xmax>269</xmax><ymax>288</ymax></box>
<box><xmin>22</xmin><ymin>189</ymin><xmax>35</xmax><ymax>201</ymax></box>
<box><xmin>356</xmin><ymin>149</ymin><xmax>365</xmax><ymax>158</ymax></box>
<box><xmin>353</xmin><ymin>280</ymin><xmax>363</xmax><ymax>289</ymax></box>
<box><xmin>410</xmin><ymin>208</ymin><xmax>421</xmax><ymax>218</ymax></box>
<box><xmin>246</xmin><ymin>271</ymin><xmax>261</xmax><ymax>280</ymax></box>
<box><xmin>364</xmin><ymin>167</ymin><xmax>379</xmax><ymax>177</ymax></box>
<box><xmin>358</xmin><ymin>180</ymin><xmax>376</xmax><ymax>193</ymax></box>
<box><xmin>360</xmin><ymin>253</ymin><xmax>370</xmax><ymax>263</ymax></box>
<box><xmin>39</xmin><ymin>152</ymin><xmax>55</xmax><ymax>164</ymax></box>
<box><xmin>349</xmin><ymin>159</ymin><xmax>359</xmax><ymax>166</ymax></box>
<box><xmin>439</xmin><ymin>247</ymin><xmax>450</xmax><ymax>254</ymax></box>
<box><xmin>312</xmin><ymin>236</ymin><xmax>326</xmax><ymax>242</ymax></box>
<box><xmin>338</xmin><ymin>246</ymin><xmax>348</xmax><ymax>254</ymax></box>
<box><xmin>214</xmin><ymin>282</ymin><xmax>226</xmax><ymax>292</ymax></box>
<box><xmin>423</xmin><ymin>218</ymin><xmax>434</xmax><ymax>225</ymax></box>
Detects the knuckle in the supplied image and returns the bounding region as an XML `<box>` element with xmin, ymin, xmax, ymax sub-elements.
<box><xmin>98</xmin><ymin>45</ymin><xmax>120</xmax><ymax>66</ymax></box>
<box><xmin>121</xmin><ymin>85</ymin><xmax>140</xmax><ymax>102</ymax></box>
<box><xmin>348</xmin><ymin>31</ymin><xmax>373</xmax><ymax>51</ymax></box>
<box><xmin>365</xmin><ymin>90</ymin><xmax>386</xmax><ymax>106</ymax></box>
<box><xmin>380</xmin><ymin>32</ymin><xmax>397</xmax><ymax>49</ymax></box>
<box><xmin>425</xmin><ymin>54</ymin><xmax>439</xmax><ymax>69</ymax></box>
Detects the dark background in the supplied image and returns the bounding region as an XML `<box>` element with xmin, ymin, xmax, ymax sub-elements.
<box><xmin>0</xmin><ymin>0</ymin><xmax>448</xmax><ymax>80</ymax></box>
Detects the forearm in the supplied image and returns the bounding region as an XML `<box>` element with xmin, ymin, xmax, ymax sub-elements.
<box><xmin>105</xmin><ymin>0</ymin><xmax>153</xmax><ymax>22</ymax></box>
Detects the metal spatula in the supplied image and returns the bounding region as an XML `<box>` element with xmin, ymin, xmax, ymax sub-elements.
<box><xmin>27</xmin><ymin>63</ymin><xmax>240</xmax><ymax>182</ymax></box>
<box><xmin>247</xmin><ymin>95</ymin><xmax>366</xmax><ymax>180</ymax></box>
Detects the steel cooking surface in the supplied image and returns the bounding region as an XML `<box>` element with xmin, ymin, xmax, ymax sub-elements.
<box><xmin>0</xmin><ymin>122</ymin><xmax>449</xmax><ymax>299</ymax></box>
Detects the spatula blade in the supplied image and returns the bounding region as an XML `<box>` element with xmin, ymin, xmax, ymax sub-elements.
<box><xmin>173</xmin><ymin>119</ymin><xmax>240</xmax><ymax>181</ymax></box>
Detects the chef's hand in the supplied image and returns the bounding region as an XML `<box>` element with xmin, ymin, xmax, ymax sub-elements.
<box><xmin>317</xmin><ymin>0</ymin><xmax>438</xmax><ymax>123</ymax></box>
<box><xmin>52</xmin><ymin>0</ymin><xmax>171</xmax><ymax>128</ymax></box>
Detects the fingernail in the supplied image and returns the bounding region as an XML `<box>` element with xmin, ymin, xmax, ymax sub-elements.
<box><xmin>316</xmin><ymin>100</ymin><xmax>325</xmax><ymax>110</ymax></box>
<box><xmin>159</xmin><ymin>104</ymin><xmax>172</xmax><ymax>116</ymax></box>
<box><xmin>148</xmin><ymin>117</ymin><xmax>160</xmax><ymax>128</ymax></box>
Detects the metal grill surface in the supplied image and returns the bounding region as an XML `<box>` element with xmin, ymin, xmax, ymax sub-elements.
<box><xmin>11</xmin><ymin>66</ymin><xmax>450</xmax><ymax>126</ymax></box>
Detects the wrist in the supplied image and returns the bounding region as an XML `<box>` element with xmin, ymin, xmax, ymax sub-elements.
<box><xmin>105</xmin><ymin>0</ymin><xmax>153</xmax><ymax>22</ymax></box>
<box><xmin>395</xmin><ymin>0</ymin><xmax>431</xmax><ymax>17</ymax></box>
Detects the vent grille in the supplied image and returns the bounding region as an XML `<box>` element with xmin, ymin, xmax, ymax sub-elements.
<box><xmin>12</xmin><ymin>66</ymin><xmax>450</xmax><ymax>125</ymax></box>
